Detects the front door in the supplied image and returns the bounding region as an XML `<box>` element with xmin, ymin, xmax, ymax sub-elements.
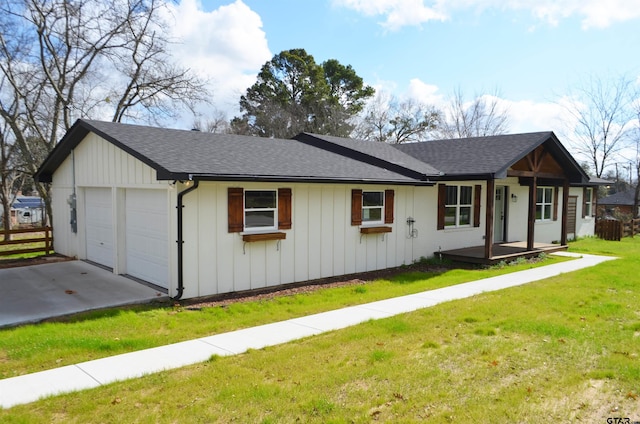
<box><xmin>494</xmin><ymin>186</ymin><xmax>507</xmax><ymax>242</ymax></box>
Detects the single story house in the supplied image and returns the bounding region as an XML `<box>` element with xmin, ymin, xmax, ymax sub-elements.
<box><xmin>0</xmin><ymin>196</ymin><xmax>45</xmax><ymax>226</ymax></box>
<box><xmin>597</xmin><ymin>190</ymin><xmax>638</xmax><ymax>218</ymax></box>
<box><xmin>35</xmin><ymin>119</ymin><xmax>597</xmax><ymax>299</ymax></box>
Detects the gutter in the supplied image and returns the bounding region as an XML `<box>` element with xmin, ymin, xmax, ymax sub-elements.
<box><xmin>174</xmin><ymin>179</ymin><xmax>199</xmax><ymax>300</ymax></box>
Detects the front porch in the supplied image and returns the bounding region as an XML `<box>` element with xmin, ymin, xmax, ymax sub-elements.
<box><xmin>437</xmin><ymin>242</ymin><xmax>568</xmax><ymax>265</ymax></box>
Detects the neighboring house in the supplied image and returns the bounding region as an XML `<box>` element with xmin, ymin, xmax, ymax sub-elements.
<box><xmin>13</xmin><ymin>196</ymin><xmax>45</xmax><ymax>225</ymax></box>
<box><xmin>35</xmin><ymin>119</ymin><xmax>598</xmax><ymax>299</ymax></box>
<box><xmin>598</xmin><ymin>190</ymin><xmax>638</xmax><ymax>218</ymax></box>
<box><xmin>0</xmin><ymin>196</ymin><xmax>45</xmax><ymax>227</ymax></box>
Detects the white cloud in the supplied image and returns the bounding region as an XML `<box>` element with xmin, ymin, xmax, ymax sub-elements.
<box><xmin>502</xmin><ymin>98</ymin><xmax>567</xmax><ymax>133</ymax></box>
<box><xmin>334</xmin><ymin>0</ymin><xmax>640</xmax><ymax>30</ymax></box>
<box><xmin>332</xmin><ymin>0</ymin><xmax>447</xmax><ymax>30</ymax></box>
<box><xmin>406</xmin><ymin>78</ymin><xmax>444</xmax><ymax>105</ymax></box>
<box><xmin>164</xmin><ymin>0</ymin><xmax>272</xmax><ymax>119</ymax></box>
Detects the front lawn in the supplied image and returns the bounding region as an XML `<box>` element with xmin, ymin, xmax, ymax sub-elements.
<box><xmin>1</xmin><ymin>238</ymin><xmax>639</xmax><ymax>422</ymax></box>
<box><xmin>0</xmin><ymin>255</ymin><xmax>566</xmax><ymax>379</ymax></box>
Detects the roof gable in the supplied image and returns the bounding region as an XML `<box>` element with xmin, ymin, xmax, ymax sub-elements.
<box><xmin>394</xmin><ymin>132</ymin><xmax>589</xmax><ymax>183</ymax></box>
<box><xmin>35</xmin><ymin>120</ymin><xmax>429</xmax><ymax>185</ymax></box>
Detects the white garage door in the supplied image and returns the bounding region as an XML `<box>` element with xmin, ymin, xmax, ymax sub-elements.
<box><xmin>85</xmin><ymin>188</ymin><xmax>114</xmax><ymax>268</ymax></box>
<box><xmin>125</xmin><ymin>189</ymin><xmax>169</xmax><ymax>288</ymax></box>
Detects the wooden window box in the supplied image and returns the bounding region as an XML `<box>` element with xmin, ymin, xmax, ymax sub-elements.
<box><xmin>360</xmin><ymin>226</ymin><xmax>392</xmax><ymax>234</ymax></box>
<box><xmin>242</xmin><ymin>232</ymin><xmax>286</xmax><ymax>242</ymax></box>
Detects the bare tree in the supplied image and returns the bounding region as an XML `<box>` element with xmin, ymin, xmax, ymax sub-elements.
<box><xmin>0</xmin><ymin>0</ymin><xmax>209</xmax><ymax>222</ymax></box>
<box><xmin>559</xmin><ymin>74</ymin><xmax>636</xmax><ymax>178</ymax></box>
<box><xmin>0</xmin><ymin>122</ymin><xmax>21</xmax><ymax>232</ymax></box>
<box><xmin>632</xmin><ymin>97</ymin><xmax>640</xmax><ymax>218</ymax></box>
<box><xmin>436</xmin><ymin>87</ymin><xmax>510</xmax><ymax>139</ymax></box>
<box><xmin>192</xmin><ymin>109</ymin><xmax>232</xmax><ymax>134</ymax></box>
<box><xmin>352</xmin><ymin>91</ymin><xmax>440</xmax><ymax>143</ymax></box>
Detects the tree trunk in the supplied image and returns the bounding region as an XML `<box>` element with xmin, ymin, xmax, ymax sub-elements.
<box><xmin>635</xmin><ymin>164</ymin><xmax>640</xmax><ymax>219</ymax></box>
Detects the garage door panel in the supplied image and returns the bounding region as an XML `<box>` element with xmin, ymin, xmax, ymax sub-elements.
<box><xmin>126</xmin><ymin>189</ymin><xmax>169</xmax><ymax>288</ymax></box>
<box><xmin>85</xmin><ymin>188</ymin><xmax>114</xmax><ymax>268</ymax></box>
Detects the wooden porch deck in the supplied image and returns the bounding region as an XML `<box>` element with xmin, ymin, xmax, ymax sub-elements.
<box><xmin>437</xmin><ymin>242</ymin><xmax>568</xmax><ymax>265</ymax></box>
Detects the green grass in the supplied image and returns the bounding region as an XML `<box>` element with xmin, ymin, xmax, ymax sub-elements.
<box><xmin>2</xmin><ymin>238</ymin><xmax>640</xmax><ymax>422</ymax></box>
<box><xmin>0</xmin><ymin>254</ymin><xmax>565</xmax><ymax>379</ymax></box>
<box><xmin>0</xmin><ymin>230</ymin><xmax>51</xmax><ymax>260</ymax></box>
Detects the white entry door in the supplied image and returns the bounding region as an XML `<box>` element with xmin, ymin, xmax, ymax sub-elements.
<box><xmin>85</xmin><ymin>188</ymin><xmax>114</xmax><ymax>268</ymax></box>
<box><xmin>125</xmin><ymin>189</ymin><xmax>169</xmax><ymax>288</ymax></box>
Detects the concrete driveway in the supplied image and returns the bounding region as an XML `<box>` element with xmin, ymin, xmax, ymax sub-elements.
<box><xmin>0</xmin><ymin>261</ymin><xmax>168</xmax><ymax>328</ymax></box>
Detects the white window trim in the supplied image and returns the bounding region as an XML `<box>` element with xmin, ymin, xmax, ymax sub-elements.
<box><xmin>362</xmin><ymin>190</ymin><xmax>384</xmax><ymax>226</ymax></box>
<box><xmin>445</xmin><ymin>185</ymin><xmax>473</xmax><ymax>228</ymax></box>
<box><xmin>244</xmin><ymin>189</ymin><xmax>277</xmax><ymax>232</ymax></box>
<box><xmin>584</xmin><ymin>188</ymin><xmax>593</xmax><ymax>218</ymax></box>
<box><xmin>536</xmin><ymin>187</ymin><xmax>553</xmax><ymax>221</ymax></box>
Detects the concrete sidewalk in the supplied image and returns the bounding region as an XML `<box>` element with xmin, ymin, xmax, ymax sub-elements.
<box><xmin>0</xmin><ymin>252</ymin><xmax>616</xmax><ymax>409</ymax></box>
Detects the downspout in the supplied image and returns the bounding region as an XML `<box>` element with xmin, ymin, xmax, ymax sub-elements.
<box><xmin>174</xmin><ymin>179</ymin><xmax>199</xmax><ymax>300</ymax></box>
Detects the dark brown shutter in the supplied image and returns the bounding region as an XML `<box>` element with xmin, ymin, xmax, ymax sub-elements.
<box><xmin>351</xmin><ymin>189</ymin><xmax>362</xmax><ymax>226</ymax></box>
<box><xmin>278</xmin><ymin>188</ymin><xmax>292</xmax><ymax>229</ymax></box>
<box><xmin>553</xmin><ymin>186</ymin><xmax>559</xmax><ymax>221</ymax></box>
<box><xmin>582</xmin><ymin>187</ymin><xmax>587</xmax><ymax>218</ymax></box>
<box><xmin>384</xmin><ymin>190</ymin><xmax>394</xmax><ymax>224</ymax></box>
<box><xmin>228</xmin><ymin>187</ymin><xmax>244</xmax><ymax>233</ymax></box>
<box><xmin>437</xmin><ymin>184</ymin><xmax>446</xmax><ymax>230</ymax></box>
<box><xmin>474</xmin><ymin>184</ymin><xmax>481</xmax><ymax>228</ymax></box>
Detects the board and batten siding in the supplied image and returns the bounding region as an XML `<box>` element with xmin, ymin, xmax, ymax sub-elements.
<box><xmin>180</xmin><ymin>182</ymin><xmax>418</xmax><ymax>298</ymax></box>
<box><xmin>50</xmin><ymin>133</ymin><xmax>175</xmax><ymax>288</ymax></box>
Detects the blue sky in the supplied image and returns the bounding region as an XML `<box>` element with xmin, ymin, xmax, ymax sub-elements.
<box><xmin>165</xmin><ymin>0</ymin><xmax>640</xmax><ymax>139</ymax></box>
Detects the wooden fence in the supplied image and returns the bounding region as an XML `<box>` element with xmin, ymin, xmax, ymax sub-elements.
<box><xmin>595</xmin><ymin>219</ymin><xmax>640</xmax><ymax>241</ymax></box>
<box><xmin>0</xmin><ymin>227</ymin><xmax>53</xmax><ymax>257</ymax></box>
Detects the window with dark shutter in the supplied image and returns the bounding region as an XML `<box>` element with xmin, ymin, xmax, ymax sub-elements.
<box><xmin>228</xmin><ymin>187</ymin><xmax>292</xmax><ymax>233</ymax></box>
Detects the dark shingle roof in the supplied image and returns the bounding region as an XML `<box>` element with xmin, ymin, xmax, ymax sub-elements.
<box><xmin>393</xmin><ymin>132</ymin><xmax>588</xmax><ymax>183</ymax></box>
<box><xmin>294</xmin><ymin>133</ymin><xmax>440</xmax><ymax>180</ymax></box>
<box><xmin>35</xmin><ymin>120</ymin><xmax>427</xmax><ymax>185</ymax></box>
<box><xmin>599</xmin><ymin>190</ymin><xmax>636</xmax><ymax>206</ymax></box>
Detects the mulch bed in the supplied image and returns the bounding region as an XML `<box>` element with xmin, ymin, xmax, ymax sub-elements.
<box><xmin>179</xmin><ymin>262</ymin><xmax>459</xmax><ymax>310</ymax></box>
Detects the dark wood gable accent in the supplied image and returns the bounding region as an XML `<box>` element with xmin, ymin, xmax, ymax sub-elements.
<box><xmin>228</xmin><ymin>187</ymin><xmax>244</xmax><ymax>233</ymax></box>
<box><xmin>508</xmin><ymin>145</ymin><xmax>565</xmax><ymax>179</ymax></box>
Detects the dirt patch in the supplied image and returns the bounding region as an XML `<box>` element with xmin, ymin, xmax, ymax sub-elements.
<box><xmin>0</xmin><ymin>254</ymin><xmax>73</xmax><ymax>269</ymax></box>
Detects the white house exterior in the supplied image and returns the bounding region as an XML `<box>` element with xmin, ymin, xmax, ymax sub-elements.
<box><xmin>36</xmin><ymin>120</ymin><xmax>597</xmax><ymax>299</ymax></box>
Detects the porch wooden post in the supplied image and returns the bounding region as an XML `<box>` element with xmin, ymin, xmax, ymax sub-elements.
<box><xmin>561</xmin><ymin>178</ymin><xmax>569</xmax><ymax>245</ymax></box>
<box><xmin>527</xmin><ymin>177</ymin><xmax>536</xmax><ymax>251</ymax></box>
<box><xmin>484</xmin><ymin>178</ymin><xmax>495</xmax><ymax>259</ymax></box>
